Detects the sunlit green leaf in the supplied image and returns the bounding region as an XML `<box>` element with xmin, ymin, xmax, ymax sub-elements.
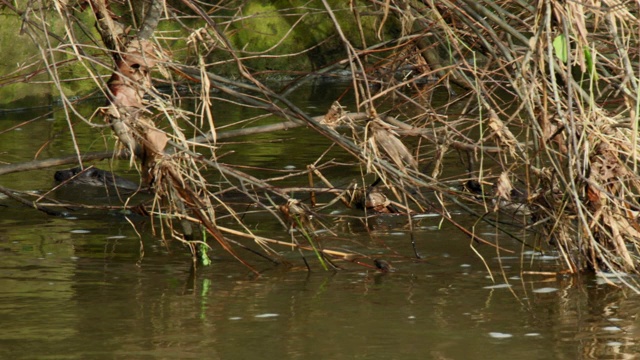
<box><xmin>583</xmin><ymin>46</ymin><xmax>598</xmax><ymax>81</ymax></box>
<box><xmin>553</xmin><ymin>35</ymin><xmax>568</xmax><ymax>63</ymax></box>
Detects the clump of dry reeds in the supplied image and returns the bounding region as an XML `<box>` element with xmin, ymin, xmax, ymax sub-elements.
<box><xmin>4</xmin><ymin>1</ymin><xmax>640</xmax><ymax>288</ymax></box>
<box><xmin>365</xmin><ymin>0</ymin><xmax>640</xmax><ymax>281</ymax></box>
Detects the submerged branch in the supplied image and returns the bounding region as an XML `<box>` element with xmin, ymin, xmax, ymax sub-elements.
<box><xmin>0</xmin><ymin>151</ymin><xmax>119</xmax><ymax>176</ymax></box>
<box><xmin>0</xmin><ymin>185</ymin><xmax>64</xmax><ymax>216</ymax></box>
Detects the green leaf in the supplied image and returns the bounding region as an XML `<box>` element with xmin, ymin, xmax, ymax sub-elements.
<box><xmin>553</xmin><ymin>35</ymin><xmax>568</xmax><ymax>63</ymax></box>
<box><xmin>199</xmin><ymin>243</ymin><xmax>212</xmax><ymax>266</ymax></box>
<box><xmin>199</xmin><ymin>230</ymin><xmax>212</xmax><ymax>266</ymax></box>
<box><xmin>583</xmin><ymin>46</ymin><xmax>598</xmax><ymax>81</ymax></box>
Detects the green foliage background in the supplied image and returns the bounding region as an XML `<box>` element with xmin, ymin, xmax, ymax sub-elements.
<box><xmin>0</xmin><ymin>0</ymin><xmax>396</xmax><ymax>108</ymax></box>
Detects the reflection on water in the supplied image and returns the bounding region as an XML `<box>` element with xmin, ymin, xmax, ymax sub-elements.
<box><xmin>1</xmin><ymin>82</ymin><xmax>640</xmax><ymax>359</ymax></box>
<box><xmin>2</xmin><ymin>222</ymin><xmax>640</xmax><ymax>360</ymax></box>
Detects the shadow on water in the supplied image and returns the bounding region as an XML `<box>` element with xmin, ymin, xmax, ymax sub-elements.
<box><xmin>1</xmin><ymin>82</ymin><xmax>640</xmax><ymax>359</ymax></box>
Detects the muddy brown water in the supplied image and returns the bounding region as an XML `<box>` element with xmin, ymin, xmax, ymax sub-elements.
<box><xmin>1</xmin><ymin>81</ymin><xmax>639</xmax><ymax>359</ymax></box>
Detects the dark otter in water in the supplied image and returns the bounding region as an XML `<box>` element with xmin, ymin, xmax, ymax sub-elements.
<box><xmin>54</xmin><ymin>167</ymin><xmax>140</xmax><ymax>191</ymax></box>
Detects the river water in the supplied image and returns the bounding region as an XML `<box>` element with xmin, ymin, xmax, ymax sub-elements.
<box><xmin>1</xmin><ymin>80</ymin><xmax>639</xmax><ymax>359</ymax></box>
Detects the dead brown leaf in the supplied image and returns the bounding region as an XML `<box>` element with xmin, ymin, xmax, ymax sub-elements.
<box><xmin>368</xmin><ymin>117</ymin><xmax>417</xmax><ymax>170</ymax></box>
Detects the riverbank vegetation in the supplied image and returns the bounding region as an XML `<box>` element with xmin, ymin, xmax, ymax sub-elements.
<box><xmin>1</xmin><ymin>0</ymin><xmax>640</xmax><ymax>290</ymax></box>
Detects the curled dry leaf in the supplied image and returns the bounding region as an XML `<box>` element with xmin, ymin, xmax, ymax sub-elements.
<box><xmin>488</xmin><ymin>112</ymin><xmax>518</xmax><ymax>158</ymax></box>
<box><xmin>321</xmin><ymin>101</ymin><xmax>347</xmax><ymax>128</ymax></box>
<box><xmin>279</xmin><ymin>199</ymin><xmax>313</xmax><ymax>230</ymax></box>
<box><xmin>123</xmin><ymin>40</ymin><xmax>158</xmax><ymax>70</ymax></box>
<box><xmin>590</xmin><ymin>142</ymin><xmax>627</xmax><ymax>185</ymax></box>
<box><xmin>145</xmin><ymin>127</ymin><xmax>168</xmax><ymax>155</ymax></box>
<box><xmin>586</xmin><ymin>184</ymin><xmax>601</xmax><ymax>208</ymax></box>
<box><xmin>349</xmin><ymin>186</ymin><xmax>397</xmax><ymax>213</ymax></box>
<box><xmin>107</xmin><ymin>40</ymin><xmax>160</xmax><ymax>109</ymax></box>
<box><xmin>108</xmin><ymin>80</ymin><xmax>144</xmax><ymax>108</ymax></box>
<box><xmin>368</xmin><ymin>117</ymin><xmax>417</xmax><ymax>170</ymax></box>
<box><xmin>586</xmin><ymin>141</ymin><xmax>628</xmax><ymax>212</ymax></box>
<box><xmin>493</xmin><ymin>172</ymin><xmax>514</xmax><ymax>212</ymax></box>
